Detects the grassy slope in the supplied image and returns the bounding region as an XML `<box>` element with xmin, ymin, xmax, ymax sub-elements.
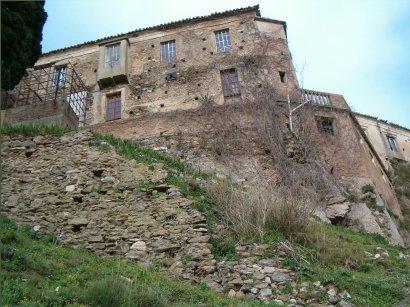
<box><xmin>0</xmin><ymin>216</ymin><xmax>267</xmax><ymax>307</ymax></box>
<box><xmin>281</xmin><ymin>223</ymin><xmax>409</xmax><ymax>306</ymax></box>
<box><xmin>1</xmin><ymin>124</ymin><xmax>409</xmax><ymax>306</ymax></box>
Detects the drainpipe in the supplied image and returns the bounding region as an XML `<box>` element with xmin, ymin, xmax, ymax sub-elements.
<box><xmin>288</xmin><ymin>94</ymin><xmax>313</xmax><ymax>133</ymax></box>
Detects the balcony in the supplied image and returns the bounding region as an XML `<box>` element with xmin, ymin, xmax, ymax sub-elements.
<box><xmin>97</xmin><ymin>40</ymin><xmax>129</xmax><ymax>88</ymax></box>
<box><xmin>302</xmin><ymin>89</ymin><xmax>350</xmax><ymax>110</ymax></box>
<box><xmin>1</xmin><ymin>63</ymin><xmax>89</xmax><ymax>126</ymax></box>
<box><xmin>302</xmin><ymin>89</ymin><xmax>331</xmax><ymax>106</ymax></box>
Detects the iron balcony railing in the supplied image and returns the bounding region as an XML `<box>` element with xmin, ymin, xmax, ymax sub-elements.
<box><xmin>1</xmin><ymin>62</ymin><xmax>89</xmax><ymax>125</ymax></box>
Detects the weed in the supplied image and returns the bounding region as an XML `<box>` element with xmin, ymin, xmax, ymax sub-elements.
<box><xmin>181</xmin><ymin>253</ymin><xmax>190</xmax><ymax>266</ymax></box>
<box><xmin>0</xmin><ymin>123</ymin><xmax>76</xmax><ymax>136</ymax></box>
<box><xmin>99</xmin><ymin>143</ymin><xmax>110</xmax><ymax>152</ymax></box>
<box><xmin>317</xmin><ymin>290</ymin><xmax>329</xmax><ymax>303</ymax></box>
<box><xmin>361</xmin><ymin>184</ymin><xmax>374</xmax><ymax>194</ymax></box>
<box><xmin>134</xmin><ymin>180</ymin><xmax>154</xmax><ymax>191</ymax></box>
<box><xmin>209</xmin><ymin>237</ymin><xmax>237</xmax><ymax>261</ymax></box>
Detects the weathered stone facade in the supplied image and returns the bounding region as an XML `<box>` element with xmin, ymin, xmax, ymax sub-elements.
<box><xmin>1</xmin><ymin>6</ymin><xmax>404</xmax><ymax>221</ymax></box>
<box><xmin>32</xmin><ymin>6</ymin><xmax>302</xmax><ymax>125</ymax></box>
<box><xmin>355</xmin><ymin>113</ymin><xmax>410</xmax><ymax>168</ymax></box>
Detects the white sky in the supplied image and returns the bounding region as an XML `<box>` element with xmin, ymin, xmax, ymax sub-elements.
<box><xmin>43</xmin><ymin>0</ymin><xmax>410</xmax><ymax>127</ymax></box>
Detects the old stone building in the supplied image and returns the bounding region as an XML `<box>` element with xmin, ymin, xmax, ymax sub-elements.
<box><xmin>355</xmin><ymin>113</ymin><xmax>410</xmax><ymax>168</ymax></box>
<box><xmin>0</xmin><ymin>5</ymin><xmax>405</xmax><ymax>220</ymax></box>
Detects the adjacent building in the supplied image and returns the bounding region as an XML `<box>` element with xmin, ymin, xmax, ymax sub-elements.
<box><xmin>355</xmin><ymin>113</ymin><xmax>410</xmax><ymax>168</ymax></box>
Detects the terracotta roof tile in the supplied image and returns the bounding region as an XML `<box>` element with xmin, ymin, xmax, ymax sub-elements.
<box><xmin>42</xmin><ymin>5</ymin><xmax>263</xmax><ymax>56</ymax></box>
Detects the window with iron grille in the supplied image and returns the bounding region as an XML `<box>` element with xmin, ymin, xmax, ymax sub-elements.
<box><xmin>106</xmin><ymin>93</ymin><xmax>121</xmax><ymax>121</ymax></box>
<box><xmin>387</xmin><ymin>135</ymin><xmax>398</xmax><ymax>151</ymax></box>
<box><xmin>215</xmin><ymin>29</ymin><xmax>232</xmax><ymax>53</ymax></box>
<box><xmin>52</xmin><ymin>66</ymin><xmax>67</xmax><ymax>87</ymax></box>
<box><xmin>316</xmin><ymin>117</ymin><xmax>334</xmax><ymax>134</ymax></box>
<box><xmin>105</xmin><ymin>43</ymin><xmax>121</xmax><ymax>68</ymax></box>
<box><xmin>220</xmin><ymin>68</ymin><xmax>241</xmax><ymax>99</ymax></box>
<box><xmin>161</xmin><ymin>40</ymin><xmax>176</xmax><ymax>63</ymax></box>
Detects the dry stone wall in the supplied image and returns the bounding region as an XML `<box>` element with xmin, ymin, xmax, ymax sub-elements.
<box><xmin>1</xmin><ymin>130</ymin><xmax>356</xmax><ymax>305</ymax></box>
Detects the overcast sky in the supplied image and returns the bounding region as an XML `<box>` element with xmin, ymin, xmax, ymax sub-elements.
<box><xmin>42</xmin><ymin>0</ymin><xmax>410</xmax><ymax>128</ymax></box>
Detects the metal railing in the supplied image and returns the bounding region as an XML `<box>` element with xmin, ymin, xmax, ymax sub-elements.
<box><xmin>1</xmin><ymin>62</ymin><xmax>89</xmax><ymax>125</ymax></box>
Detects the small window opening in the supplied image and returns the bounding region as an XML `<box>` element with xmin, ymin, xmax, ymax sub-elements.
<box><xmin>161</xmin><ymin>40</ymin><xmax>176</xmax><ymax>63</ymax></box>
<box><xmin>279</xmin><ymin>71</ymin><xmax>287</xmax><ymax>83</ymax></box>
<box><xmin>316</xmin><ymin>117</ymin><xmax>334</xmax><ymax>134</ymax></box>
<box><xmin>165</xmin><ymin>71</ymin><xmax>177</xmax><ymax>81</ymax></box>
<box><xmin>52</xmin><ymin>65</ymin><xmax>67</xmax><ymax>87</ymax></box>
<box><xmin>387</xmin><ymin>136</ymin><xmax>398</xmax><ymax>152</ymax></box>
<box><xmin>214</xmin><ymin>29</ymin><xmax>232</xmax><ymax>53</ymax></box>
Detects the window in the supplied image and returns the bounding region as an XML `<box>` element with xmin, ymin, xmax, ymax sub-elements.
<box><xmin>52</xmin><ymin>66</ymin><xmax>67</xmax><ymax>87</ymax></box>
<box><xmin>161</xmin><ymin>40</ymin><xmax>176</xmax><ymax>63</ymax></box>
<box><xmin>105</xmin><ymin>43</ymin><xmax>120</xmax><ymax>68</ymax></box>
<box><xmin>279</xmin><ymin>71</ymin><xmax>287</xmax><ymax>83</ymax></box>
<box><xmin>387</xmin><ymin>135</ymin><xmax>398</xmax><ymax>151</ymax></box>
<box><xmin>220</xmin><ymin>68</ymin><xmax>241</xmax><ymax>99</ymax></box>
<box><xmin>106</xmin><ymin>93</ymin><xmax>121</xmax><ymax>121</ymax></box>
<box><xmin>316</xmin><ymin>117</ymin><xmax>334</xmax><ymax>134</ymax></box>
<box><xmin>215</xmin><ymin>29</ymin><xmax>232</xmax><ymax>52</ymax></box>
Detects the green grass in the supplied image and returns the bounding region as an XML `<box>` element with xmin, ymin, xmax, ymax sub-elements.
<box><xmin>389</xmin><ymin>159</ymin><xmax>410</xmax><ymax>231</ymax></box>
<box><xmin>0</xmin><ymin>123</ymin><xmax>76</xmax><ymax>137</ymax></box>
<box><xmin>283</xmin><ymin>223</ymin><xmax>409</xmax><ymax>306</ymax></box>
<box><xmin>95</xmin><ymin>133</ymin><xmax>213</xmax><ymax>181</ymax></box>
<box><xmin>0</xmin><ymin>215</ymin><xmax>271</xmax><ymax>307</ymax></box>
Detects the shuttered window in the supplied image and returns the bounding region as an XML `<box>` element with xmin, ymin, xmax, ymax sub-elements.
<box><xmin>161</xmin><ymin>40</ymin><xmax>176</xmax><ymax>63</ymax></box>
<box><xmin>220</xmin><ymin>68</ymin><xmax>241</xmax><ymax>99</ymax></box>
<box><xmin>105</xmin><ymin>43</ymin><xmax>121</xmax><ymax>68</ymax></box>
<box><xmin>106</xmin><ymin>93</ymin><xmax>121</xmax><ymax>121</ymax></box>
<box><xmin>215</xmin><ymin>29</ymin><xmax>232</xmax><ymax>53</ymax></box>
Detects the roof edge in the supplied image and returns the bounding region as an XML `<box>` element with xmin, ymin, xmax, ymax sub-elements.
<box><xmin>354</xmin><ymin>112</ymin><xmax>410</xmax><ymax>132</ymax></box>
<box><xmin>41</xmin><ymin>5</ymin><xmax>261</xmax><ymax>56</ymax></box>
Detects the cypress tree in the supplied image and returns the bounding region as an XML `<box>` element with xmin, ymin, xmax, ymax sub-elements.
<box><xmin>1</xmin><ymin>1</ymin><xmax>47</xmax><ymax>90</ymax></box>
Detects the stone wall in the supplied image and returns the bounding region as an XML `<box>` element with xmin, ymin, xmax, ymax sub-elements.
<box><xmin>92</xmin><ymin>102</ymin><xmax>402</xmax><ymax>219</ymax></box>
<box><xmin>0</xmin><ymin>100</ymin><xmax>78</xmax><ymax>127</ymax></box>
<box><xmin>0</xmin><ymin>131</ymin><xmax>318</xmax><ymax>304</ymax></box>
<box><xmin>34</xmin><ymin>8</ymin><xmax>300</xmax><ymax>126</ymax></box>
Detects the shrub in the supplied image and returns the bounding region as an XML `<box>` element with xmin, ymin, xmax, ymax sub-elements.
<box><xmin>207</xmin><ymin>179</ymin><xmax>317</xmax><ymax>239</ymax></box>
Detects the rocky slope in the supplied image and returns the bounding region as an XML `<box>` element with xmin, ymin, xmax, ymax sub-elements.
<box><xmin>1</xmin><ymin>128</ymin><xmax>408</xmax><ymax>306</ymax></box>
